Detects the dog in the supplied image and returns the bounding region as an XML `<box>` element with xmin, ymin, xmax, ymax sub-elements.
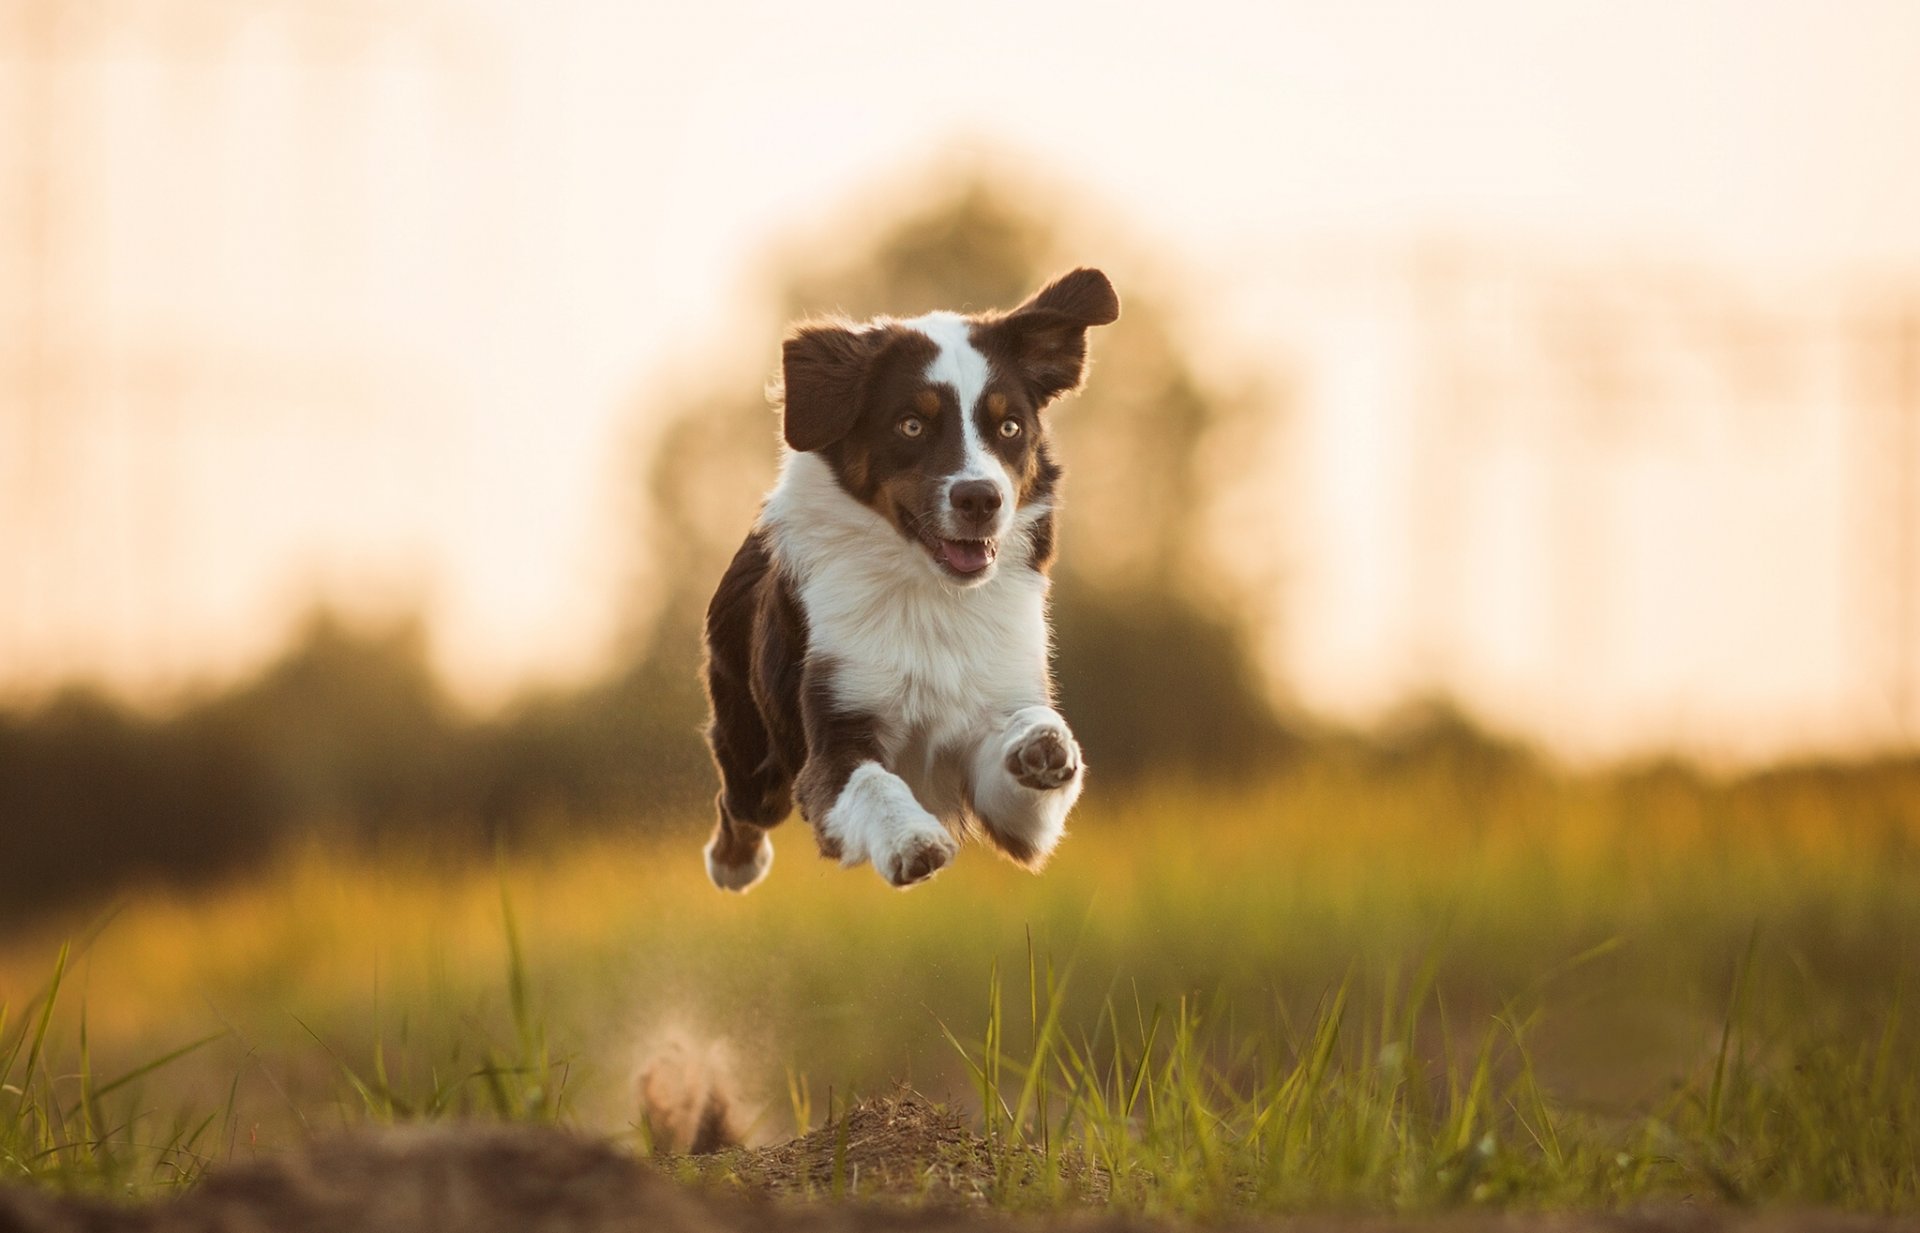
<box><xmin>699</xmin><ymin>268</ymin><xmax>1119</xmax><ymax>891</ymax></box>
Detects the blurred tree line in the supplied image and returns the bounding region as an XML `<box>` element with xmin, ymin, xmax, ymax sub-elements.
<box><xmin>11</xmin><ymin>173</ymin><xmax>1910</xmax><ymax>929</ymax></box>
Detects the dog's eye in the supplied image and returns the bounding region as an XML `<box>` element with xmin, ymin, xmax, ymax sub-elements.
<box><xmin>898</xmin><ymin>417</ymin><xmax>925</xmax><ymax>439</ymax></box>
<box><xmin>998</xmin><ymin>419</ymin><xmax>1022</xmax><ymax>439</ymax></box>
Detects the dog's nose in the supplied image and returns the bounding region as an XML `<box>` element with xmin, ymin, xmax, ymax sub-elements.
<box><xmin>950</xmin><ymin>480</ymin><xmax>1003</xmax><ymax>523</ymax></box>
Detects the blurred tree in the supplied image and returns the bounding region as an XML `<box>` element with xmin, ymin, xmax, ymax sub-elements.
<box><xmin>0</xmin><ymin>687</ymin><xmax>275</xmax><ymax>927</ymax></box>
<box><xmin>460</xmin><ymin>652</ymin><xmax>714</xmax><ymax>836</ymax></box>
<box><xmin>204</xmin><ymin>610</ymin><xmax>459</xmax><ymax>838</ymax></box>
<box><xmin>625</xmin><ymin>172</ymin><xmax>1297</xmax><ymax>786</ymax></box>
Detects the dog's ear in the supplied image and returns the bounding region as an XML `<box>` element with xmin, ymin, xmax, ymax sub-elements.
<box><xmin>988</xmin><ymin>268</ymin><xmax>1121</xmax><ymax>405</ymax></box>
<box><xmin>1021</xmin><ymin>267</ymin><xmax>1120</xmax><ymax>327</ymax></box>
<box><xmin>781</xmin><ymin>323</ymin><xmax>883</xmax><ymax>452</ymax></box>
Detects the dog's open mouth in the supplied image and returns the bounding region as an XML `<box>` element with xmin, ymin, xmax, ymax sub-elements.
<box><xmin>918</xmin><ymin>528</ymin><xmax>998</xmax><ymax>578</ymax></box>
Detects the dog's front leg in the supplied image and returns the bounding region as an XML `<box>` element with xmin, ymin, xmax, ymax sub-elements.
<box><xmin>793</xmin><ymin>657</ymin><xmax>956</xmax><ymax>889</ymax></box>
<box><xmin>970</xmin><ymin>705</ymin><xmax>1084</xmax><ymax>868</ymax></box>
<box><xmin>814</xmin><ymin>763</ymin><xmax>957</xmax><ymax>888</ymax></box>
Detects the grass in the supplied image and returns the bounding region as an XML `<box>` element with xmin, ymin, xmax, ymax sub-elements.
<box><xmin>1</xmin><ymin>757</ymin><xmax>1917</xmax><ymax>1215</ymax></box>
<box><xmin>1</xmin><ymin>940</ymin><xmax>227</xmax><ymax>1196</ymax></box>
<box><xmin>943</xmin><ymin>933</ymin><xmax>1918</xmax><ymax>1215</ymax></box>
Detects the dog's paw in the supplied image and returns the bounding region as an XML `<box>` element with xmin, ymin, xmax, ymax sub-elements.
<box><xmin>820</xmin><ymin>764</ymin><xmax>957</xmax><ymax>888</ymax></box>
<box><xmin>1005</xmin><ymin>722</ymin><xmax>1081</xmax><ymax>791</ymax></box>
<box><xmin>704</xmin><ymin>829</ymin><xmax>773</xmax><ymax>893</ymax></box>
<box><xmin>878</xmin><ymin>823</ymin><xmax>957</xmax><ymax>889</ymax></box>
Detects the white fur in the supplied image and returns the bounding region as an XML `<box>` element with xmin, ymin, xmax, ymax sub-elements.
<box><xmin>969</xmin><ymin>705</ymin><xmax>1084</xmax><ymax>860</ymax></box>
<box><xmin>821</xmin><ymin>761</ymin><xmax>957</xmax><ymax>885</ymax></box>
<box><xmin>703</xmin><ymin>829</ymin><xmax>773</xmax><ymax>893</ymax></box>
<box><xmin>906</xmin><ymin>312</ymin><xmax>991</xmax><ymax>409</ymax></box>
<box><xmin>759</xmin><ymin>451</ymin><xmax>1076</xmax><ymax>878</ymax></box>
<box><xmin>903</xmin><ymin>311</ymin><xmax>1015</xmax><ymax>534</ymax></box>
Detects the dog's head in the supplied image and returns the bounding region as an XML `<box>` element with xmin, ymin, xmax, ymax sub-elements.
<box><xmin>779</xmin><ymin>268</ymin><xmax>1119</xmax><ymax>585</ymax></box>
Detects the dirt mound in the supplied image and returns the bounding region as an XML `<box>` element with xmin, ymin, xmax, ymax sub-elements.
<box><xmin>677</xmin><ymin>1089</ymin><xmax>1033</xmax><ymax>1203</ymax></box>
<box><xmin>0</xmin><ymin>1123</ymin><xmax>723</xmax><ymax>1233</ymax></box>
<box><xmin>0</xmin><ymin>1121</ymin><xmax>985</xmax><ymax>1233</ymax></box>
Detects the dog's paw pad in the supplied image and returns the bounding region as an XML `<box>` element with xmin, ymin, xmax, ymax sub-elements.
<box><xmin>883</xmin><ymin>833</ymin><xmax>955</xmax><ymax>888</ymax></box>
<box><xmin>1006</xmin><ymin>725</ymin><xmax>1081</xmax><ymax>791</ymax></box>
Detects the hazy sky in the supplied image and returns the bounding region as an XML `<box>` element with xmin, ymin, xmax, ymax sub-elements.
<box><xmin>5</xmin><ymin>0</ymin><xmax>1919</xmax><ymax>761</ymax></box>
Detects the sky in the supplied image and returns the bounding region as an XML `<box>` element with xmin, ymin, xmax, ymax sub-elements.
<box><xmin>4</xmin><ymin>0</ymin><xmax>1919</xmax><ymax>762</ymax></box>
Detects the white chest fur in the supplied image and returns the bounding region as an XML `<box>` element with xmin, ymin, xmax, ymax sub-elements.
<box><xmin>760</xmin><ymin>453</ymin><xmax>1054</xmax><ymax>814</ymax></box>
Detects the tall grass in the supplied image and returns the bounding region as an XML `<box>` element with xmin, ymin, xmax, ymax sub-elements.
<box><xmin>288</xmin><ymin>875</ymin><xmax>574</xmax><ymax>1126</ymax></box>
<box><xmin>946</xmin><ymin>935</ymin><xmax>1919</xmax><ymax>1214</ymax></box>
<box><xmin>1</xmin><ymin>941</ymin><xmax>225</xmax><ymax>1194</ymax></box>
<box><xmin>1</xmin><ymin>877</ymin><xmax>572</xmax><ymax>1195</ymax></box>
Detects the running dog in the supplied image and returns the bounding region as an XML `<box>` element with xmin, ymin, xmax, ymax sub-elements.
<box><xmin>700</xmin><ymin>269</ymin><xmax>1119</xmax><ymax>891</ymax></box>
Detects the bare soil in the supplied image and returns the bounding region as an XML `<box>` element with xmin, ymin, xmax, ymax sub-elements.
<box><xmin>670</xmin><ymin>1088</ymin><xmax>1107</xmax><ymax>1204</ymax></box>
<box><xmin>0</xmin><ymin>1093</ymin><xmax>1909</xmax><ymax>1233</ymax></box>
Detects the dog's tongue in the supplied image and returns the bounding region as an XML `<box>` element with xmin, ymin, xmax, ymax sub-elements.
<box><xmin>939</xmin><ymin>539</ymin><xmax>994</xmax><ymax>574</ymax></box>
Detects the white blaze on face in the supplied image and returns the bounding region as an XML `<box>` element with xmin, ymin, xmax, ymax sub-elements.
<box><xmin>906</xmin><ymin>312</ymin><xmax>1014</xmax><ymax>536</ymax></box>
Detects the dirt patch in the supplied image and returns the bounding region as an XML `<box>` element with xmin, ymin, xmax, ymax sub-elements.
<box><xmin>0</xmin><ymin>1096</ymin><xmax>1907</xmax><ymax>1233</ymax></box>
<box><xmin>672</xmin><ymin>1088</ymin><xmax>1102</xmax><ymax>1205</ymax></box>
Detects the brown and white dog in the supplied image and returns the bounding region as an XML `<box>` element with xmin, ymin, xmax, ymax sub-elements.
<box><xmin>700</xmin><ymin>268</ymin><xmax>1119</xmax><ymax>892</ymax></box>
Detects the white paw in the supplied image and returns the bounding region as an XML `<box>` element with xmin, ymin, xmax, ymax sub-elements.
<box><xmin>704</xmin><ymin>830</ymin><xmax>773</xmax><ymax>893</ymax></box>
<box><xmin>824</xmin><ymin>763</ymin><xmax>957</xmax><ymax>890</ymax></box>
<box><xmin>1003</xmin><ymin>718</ymin><xmax>1082</xmax><ymax>791</ymax></box>
<box><xmin>874</xmin><ymin>819</ymin><xmax>957</xmax><ymax>888</ymax></box>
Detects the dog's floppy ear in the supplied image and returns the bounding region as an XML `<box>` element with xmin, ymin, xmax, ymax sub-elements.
<box><xmin>988</xmin><ymin>268</ymin><xmax>1121</xmax><ymax>405</ymax></box>
<box><xmin>1022</xmin><ymin>267</ymin><xmax>1120</xmax><ymax>327</ymax></box>
<box><xmin>781</xmin><ymin>323</ymin><xmax>883</xmax><ymax>452</ymax></box>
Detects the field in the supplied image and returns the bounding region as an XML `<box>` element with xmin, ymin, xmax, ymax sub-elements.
<box><xmin>3</xmin><ymin>756</ymin><xmax>1918</xmax><ymax>1226</ymax></box>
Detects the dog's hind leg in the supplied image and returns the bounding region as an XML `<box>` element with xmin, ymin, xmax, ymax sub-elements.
<box><xmin>703</xmin><ymin>681</ymin><xmax>790</xmax><ymax>892</ymax></box>
<box><xmin>969</xmin><ymin>705</ymin><xmax>1084</xmax><ymax>869</ymax></box>
<box><xmin>701</xmin><ymin>536</ymin><xmax>794</xmax><ymax>893</ymax></box>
